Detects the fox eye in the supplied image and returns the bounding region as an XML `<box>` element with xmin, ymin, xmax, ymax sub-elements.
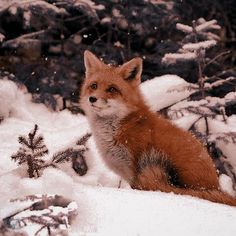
<box><xmin>90</xmin><ymin>83</ymin><xmax>97</xmax><ymax>90</ymax></box>
<box><xmin>107</xmin><ymin>86</ymin><xmax>118</xmax><ymax>93</ymax></box>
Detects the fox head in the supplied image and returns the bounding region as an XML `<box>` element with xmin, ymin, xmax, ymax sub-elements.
<box><xmin>80</xmin><ymin>50</ymin><xmax>143</xmax><ymax>118</ymax></box>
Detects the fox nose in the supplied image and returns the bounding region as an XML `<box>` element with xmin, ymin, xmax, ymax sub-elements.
<box><xmin>89</xmin><ymin>96</ymin><xmax>97</xmax><ymax>103</ymax></box>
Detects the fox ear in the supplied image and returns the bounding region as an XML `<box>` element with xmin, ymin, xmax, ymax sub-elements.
<box><xmin>119</xmin><ymin>58</ymin><xmax>142</xmax><ymax>85</ymax></box>
<box><xmin>84</xmin><ymin>50</ymin><xmax>104</xmax><ymax>76</ymax></box>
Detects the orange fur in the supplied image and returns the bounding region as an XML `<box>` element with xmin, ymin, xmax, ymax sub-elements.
<box><xmin>80</xmin><ymin>50</ymin><xmax>236</xmax><ymax>207</ymax></box>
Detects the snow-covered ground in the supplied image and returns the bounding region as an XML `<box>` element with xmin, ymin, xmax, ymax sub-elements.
<box><xmin>0</xmin><ymin>77</ymin><xmax>236</xmax><ymax>235</ymax></box>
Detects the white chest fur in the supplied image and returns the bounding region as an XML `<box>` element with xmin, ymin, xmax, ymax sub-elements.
<box><xmin>90</xmin><ymin>116</ymin><xmax>133</xmax><ymax>182</ymax></box>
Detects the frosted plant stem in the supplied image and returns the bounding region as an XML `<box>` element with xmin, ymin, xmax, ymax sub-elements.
<box><xmin>197</xmin><ymin>50</ymin><xmax>205</xmax><ymax>98</ymax></box>
<box><xmin>35</xmin><ymin>225</ymin><xmax>47</xmax><ymax>236</ymax></box>
<box><xmin>192</xmin><ymin>21</ymin><xmax>205</xmax><ymax>99</ymax></box>
<box><xmin>60</xmin><ymin>15</ymin><xmax>65</xmax><ymax>56</ymax></box>
<box><xmin>118</xmin><ymin>179</ymin><xmax>122</xmax><ymax>188</ymax></box>
<box><xmin>204</xmin><ymin>51</ymin><xmax>231</xmax><ymax>68</ymax></box>
<box><xmin>220</xmin><ymin>107</ymin><xmax>227</xmax><ymax>124</ymax></box>
<box><xmin>204</xmin><ymin>115</ymin><xmax>209</xmax><ymax>136</ymax></box>
<box><xmin>3</xmin><ymin>29</ymin><xmax>48</xmax><ymax>47</ymax></box>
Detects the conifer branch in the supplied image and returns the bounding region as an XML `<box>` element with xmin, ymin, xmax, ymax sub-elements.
<box><xmin>76</xmin><ymin>133</ymin><xmax>92</xmax><ymax>146</ymax></box>
<box><xmin>52</xmin><ymin>148</ymin><xmax>73</xmax><ymax>163</ymax></box>
<box><xmin>50</xmin><ymin>133</ymin><xmax>91</xmax><ymax>176</ymax></box>
<box><xmin>2</xmin><ymin>195</ymin><xmax>77</xmax><ymax>236</ymax></box>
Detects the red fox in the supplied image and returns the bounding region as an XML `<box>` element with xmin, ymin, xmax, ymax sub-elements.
<box><xmin>80</xmin><ymin>50</ymin><xmax>236</xmax><ymax>207</ymax></box>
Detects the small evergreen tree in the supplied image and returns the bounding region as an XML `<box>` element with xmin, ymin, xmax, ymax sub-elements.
<box><xmin>162</xmin><ymin>18</ymin><xmax>221</xmax><ymax>98</ymax></box>
<box><xmin>11</xmin><ymin>124</ymin><xmax>48</xmax><ymax>178</ymax></box>
<box><xmin>11</xmin><ymin>124</ymin><xmax>91</xmax><ymax>177</ymax></box>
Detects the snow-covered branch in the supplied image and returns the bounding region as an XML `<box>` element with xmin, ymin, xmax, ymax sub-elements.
<box><xmin>162</xmin><ymin>52</ymin><xmax>196</xmax><ymax>64</ymax></box>
<box><xmin>176</xmin><ymin>19</ymin><xmax>221</xmax><ymax>34</ymax></box>
<box><xmin>195</xmin><ymin>19</ymin><xmax>221</xmax><ymax>32</ymax></box>
<box><xmin>0</xmin><ymin>33</ymin><xmax>5</xmax><ymax>43</ymax></box>
<box><xmin>182</xmin><ymin>40</ymin><xmax>216</xmax><ymax>51</ymax></box>
<box><xmin>176</xmin><ymin>23</ymin><xmax>193</xmax><ymax>33</ymax></box>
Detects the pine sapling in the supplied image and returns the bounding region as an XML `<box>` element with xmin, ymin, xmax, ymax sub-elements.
<box><xmin>51</xmin><ymin>133</ymin><xmax>91</xmax><ymax>176</ymax></box>
<box><xmin>11</xmin><ymin>124</ymin><xmax>48</xmax><ymax>178</ymax></box>
<box><xmin>11</xmin><ymin>125</ymin><xmax>91</xmax><ymax>177</ymax></box>
<box><xmin>162</xmin><ymin>18</ymin><xmax>221</xmax><ymax>99</ymax></box>
<box><xmin>163</xmin><ymin>18</ymin><xmax>228</xmax><ymax>135</ymax></box>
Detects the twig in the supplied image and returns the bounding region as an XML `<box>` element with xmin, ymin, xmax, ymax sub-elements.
<box><xmin>204</xmin><ymin>115</ymin><xmax>209</xmax><ymax>136</ymax></box>
<box><xmin>204</xmin><ymin>50</ymin><xmax>231</xmax><ymax>68</ymax></box>
<box><xmin>192</xmin><ymin>21</ymin><xmax>205</xmax><ymax>99</ymax></box>
<box><xmin>220</xmin><ymin>107</ymin><xmax>227</xmax><ymax>124</ymax></box>
<box><xmin>35</xmin><ymin>225</ymin><xmax>47</xmax><ymax>236</ymax></box>
<box><xmin>188</xmin><ymin>116</ymin><xmax>204</xmax><ymax>131</ymax></box>
<box><xmin>4</xmin><ymin>206</ymin><xmax>32</xmax><ymax>220</ymax></box>
<box><xmin>118</xmin><ymin>179</ymin><xmax>122</xmax><ymax>188</ymax></box>
<box><xmin>2</xmin><ymin>30</ymin><xmax>48</xmax><ymax>47</ymax></box>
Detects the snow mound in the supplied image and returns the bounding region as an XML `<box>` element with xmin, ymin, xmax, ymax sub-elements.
<box><xmin>73</xmin><ymin>184</ymin><xmax>236</xmax><ymax>235</ymax></box>
<box><xmin>140</xmin><ymin>74</ymin><xmax>195</xmax><ymax>111</ymax></box>
<box><xmin>0</xmin><ymin>79</ymin><xmax>34</xmax><ymax>121</ymax></box>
